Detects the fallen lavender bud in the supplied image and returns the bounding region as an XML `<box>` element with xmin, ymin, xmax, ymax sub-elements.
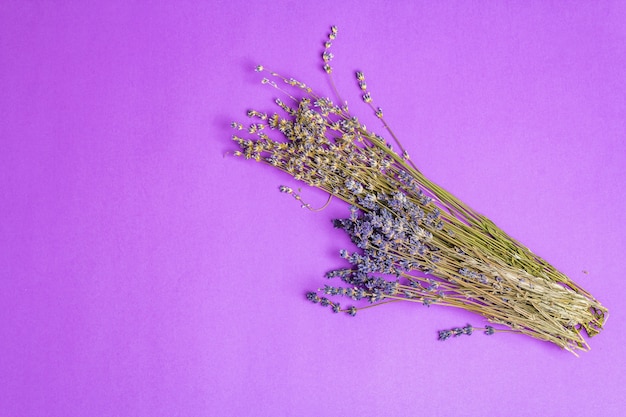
<box><xmin>438</xmin><ymin>324</ymin><xmax>476</xmax><ymax>341</ymax></box>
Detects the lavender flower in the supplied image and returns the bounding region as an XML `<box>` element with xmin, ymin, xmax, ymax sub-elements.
<box><xmin>233</xmin><ymin>26</ymin><xmax>608</xmax><ymax>355</ymax></box>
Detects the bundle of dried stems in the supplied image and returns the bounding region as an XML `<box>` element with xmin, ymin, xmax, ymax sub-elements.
<box><xmin>231</xmin><ymin>27</ymin><xmax>607</xmax><ymax>355</ymax></box>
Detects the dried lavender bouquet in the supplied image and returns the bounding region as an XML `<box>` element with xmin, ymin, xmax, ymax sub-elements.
<box><xmin>232</xmin><ymin>27</ymin><xmax>607</xmax><ymax>355</ymax></box>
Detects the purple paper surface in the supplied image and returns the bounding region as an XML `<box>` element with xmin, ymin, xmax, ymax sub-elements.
<box><xmin>1</xmin><ymin>1</ymin><xmax>625</xmax><ymax>416</ymax></box>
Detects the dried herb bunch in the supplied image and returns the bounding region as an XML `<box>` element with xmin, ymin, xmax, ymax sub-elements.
<box><xmin>232</xmin><ymin>27</ymin><xmax>608</xmax><ymax>355</ymax></box>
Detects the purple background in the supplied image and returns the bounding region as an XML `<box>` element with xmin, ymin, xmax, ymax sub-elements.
<box><xmin>1</xmin><ymin>1</ymin><xmax>625</xmax><ymax>416</ymax></box>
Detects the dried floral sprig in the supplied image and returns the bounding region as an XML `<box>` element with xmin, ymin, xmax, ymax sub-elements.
<box><xmin>232</xmin><ymin>26</ymin><xmax>608</xmax><ymax>355</ymax></box>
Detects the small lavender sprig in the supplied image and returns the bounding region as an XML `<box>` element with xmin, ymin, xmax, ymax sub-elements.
<box><xmin>438</xmin><ymin>324</ymin><xmax>476</xmax><ymax>341</ymax></box>
<box><xmin>232</xmin><ymin>26</ymin><xmax>608</xmax><ymax>355</ymax></box>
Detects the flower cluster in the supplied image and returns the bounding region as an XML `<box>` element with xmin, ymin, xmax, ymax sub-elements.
<box><xmin>232</xmin><ymin>27</ymin><xmax>608</xmax><ymax>355</ymax></box>
<box><xmin>438</xmin><ymin>324</ymin><xmax>474</xmax><ymax>341</ymax></box>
